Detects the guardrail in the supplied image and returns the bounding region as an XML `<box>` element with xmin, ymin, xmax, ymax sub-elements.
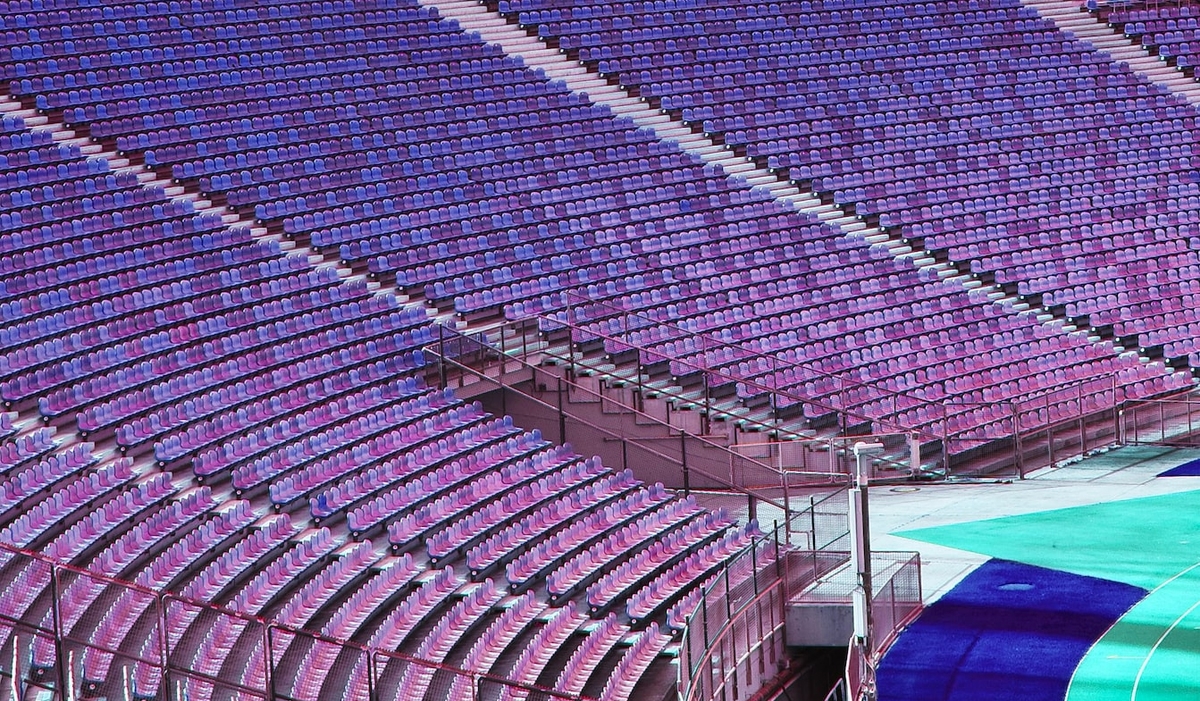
<box><xmin>1120</xmin><ymin>397</ymin><xmax>1200</xmax><ymax>446</ymax></box>
<box><xmin>424</xmin><ymin>326</ymin><xmax>895</xmax><ymax>535</ymax></box>
<box><xmin>0</xmin><ymin>542</ymin><xmax>590</xmax><ymax>701</ymax></box>
<box><xmin>801</xmin><ymin>552</ymin><xmax>922</xmax><ymax>701</ymax></box>
<box><xmin>677</xmin><ymin>522</ymin><xmax>788</xmax><ymax>701</ymax></box>
<box><xmin>474</xmin><ymin>308</ymin><xmax>1142</xmax><ymax>478</ymax></box>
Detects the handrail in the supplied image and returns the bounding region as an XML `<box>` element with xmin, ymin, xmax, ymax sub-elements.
<box><xmin>533</xmin><ymin>294</ymin><xmax>945</xmax><ymax>443</ymax></box>
<box><xmin>423</xmin><ymin>329</ymin><xmax>825</xmax><ymax>517</ymax></box>
<box><xmin>678</xmin><ymin>521</ymin><xmax>787</xmax><ymax>701</ymax></box>
<box><xmin>443</xmin><ymin>317</ymin><xmax>929</xmax><ymax>478</ymax></box>
<box><xmin>0</xmin><ymin>539</ymin><xmax>594</xmax><ymax>701</ymax></box>
<box><xmin>547</xmin><ymin>288</ymin><xmax>955</xmax><ymax>434</ymax></box>
<box><xmin>428</xmin><ymin>323</ymin><xmax>867</xmax><ymax>479</ymax></box>
<box><xmin>552</xmin><ymin>290</ymin><xmax>942</xmax><ymax>416</ymax></box>
<box><xmin>429</xmin><ymin>324</ymin><xmax>816</xmax><ymax>480</ymax></box>
<box><xmin>531</xmin><ymin>291</ymin><xmax>1130</xmax><ymax>460</ymax></box>
<box><xmin>475</xmin><ymin>315</ymin><xmax>824</xmax><ymax>442</ymax></box>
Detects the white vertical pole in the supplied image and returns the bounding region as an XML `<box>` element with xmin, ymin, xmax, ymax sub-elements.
<box><xmin>850</xmin><ymin>441</ymin><xmax>883</xmax><ymax>700</ymax></box>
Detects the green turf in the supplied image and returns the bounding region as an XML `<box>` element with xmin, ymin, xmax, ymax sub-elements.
<box><xmin>1066</xmin><ymin>565</ymin><xmax>1200</xmax><ymax>701</ymax></box>
<box><xmin>894</xmin><ymin>489</ymin><xmax>1200</xmax><ymax>701</ymax></box>
<box><xmin>896</xmin><ymin>489</ymin><xmax>1200</xmax><ymax>590</ymax></box>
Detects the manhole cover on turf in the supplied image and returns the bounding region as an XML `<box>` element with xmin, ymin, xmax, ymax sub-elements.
<box><xmin>890</xmin><ymin>486</ymin><xmax>921</xmax><ymax>493</ymax></box>
<box><xmin>998</xmin><ymin>583</ymin><xmax>1035</xmax><ymax>591</ymax></box>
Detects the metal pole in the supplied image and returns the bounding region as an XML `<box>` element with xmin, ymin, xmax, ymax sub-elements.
<box><xmin>50</xmin><ymin>564</ymin><xmax>70</xmax><ymax>701</ymax></box>
<box><xmin>681</xmin><ymin>431</ymin><xmax>691</xmax><ymax>495</ymax></box>
<box><xmin>557</xmin><ymin>376</ymin><xmax>567</xmax><ymax>445</ymax></box>
<box><xmin>366</xmin><ymin>652</ymin><xmax>375</xmax><ymax>701</ymax></box>
<box><xmin>1079</xmin><ymin>383</ymin><xmax>1086</xmax><ymax>455</ymax></box>
<box><xmin>437</xmin><ymin>323</ymin><xmax>447</xmax><ymax>390</ymax></box>
<box><xmin>1014</xmin><ymin>403</ymin><xmax>1024</xmax><ymax>479</ymax></box>
<box><xmin>850</xmin><ymin>441</ymin><xmax>882</xmax><ymax>701</ymax></box>
<box><xmin>262</xmin><ymin>623</ymin><xmax>275</xmax><ymax>701</ymax></box>
<box><xmin>157</xmin><ymin>595</ymin><xmax>170</xmax><ymax>699</ymax></box>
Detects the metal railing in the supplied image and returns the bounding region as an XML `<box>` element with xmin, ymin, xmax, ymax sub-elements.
<box><xmin>478</xmin><ymin>305</ymin><xmax>1141</xmax><ymax>478</ymax></box>
<box><xmin>535</xmin><ymin>294</ymin><xmax>946</xmax><ymax>443</ymax></box>
<box><xmin>1120</xmin><ymin>397</ymin><xmax>1200</xmax><ymax>446</ymax></box>
<box><xmin>677</xmin><ymin>523</ymin><xmax>788</xmax><ymax>701</ymax></box>
<box><xmin>424</xmin><ymin>326</ymin><xmax>882</xmax><ymax>535</ymax></box>
<box><xmin>790</xmin><ymin>552</ymin><xmax>923</xmax><ymax>701</ymax></box>
<box><xmin>0</xmin><ymin>542</ymin><xmax>590</xmax><ymax>701</ymax></box>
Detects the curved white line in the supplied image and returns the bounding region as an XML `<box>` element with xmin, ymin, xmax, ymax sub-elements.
<box><xmin>1065</xmin><ymin>560</ymin><xmax>1200</xmax><ymax>701</ymax></box>
<box><xmin>1131</xmin><ymin>563</ymin><xmax>1200</xmax><ymax>701</ymax></box>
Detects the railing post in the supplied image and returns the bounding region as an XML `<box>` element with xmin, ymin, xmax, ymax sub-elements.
<box><xmin>681</xmin><ymin>431</ymin><xmax>691</xmax><ymax>495</ymax></box>
<box><xmin>1014</xmin><ymin>403</ymin><xmax>1024</xmax><ymax>479</ymax></box>
<box><xmin>941</xmin><ymin>410</ymin><xmax>951</xmax><ymax>479</ymax></box>
<box><xmin>557</xmin><ymin>376</ymin><xmax>567</xmax><ymax>445</ymax></box>
<box><xmin>1078</xmin><ymin>383</ymin><xmax>1087</xmax><ymax>455</ymax></box>
<box><xmin>50</xmin><ymin>563</ymin><xmax>70</xmax><ymax>701</ymax></box>
<box><xmin>701</xmin><ymin>332</ymin><xmax>711</xmax><ymax>436</ymax></box>
<box><xmin>158</xmin><ymin>595</ymin><xmax>171</xmax><ymax>700</ymax></box>
<box><xmin>267</xmin><ymin>625</ymin><xmax>279</xmax><ymax>701</ymax></box>
<box><xmin>366</xmin><ymin>651</ymin><xmax>375</xmax><ymax>701</ymax></box>
<box><xmin>437</xmin><ymin>323</ymin><xmax>447</xmax><ymax>390</ymax></box>
<box><xmin>499</xmin><ymin>320</ymin><xmax>508</xmax><ymax>375</ymax></box>
<box><xmin>1047</xmin><ymin>423</ymin><xmax>1055</xmax><ymax>469</ymax></box>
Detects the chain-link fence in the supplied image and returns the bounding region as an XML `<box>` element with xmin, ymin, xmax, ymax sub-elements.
<box><xmin>788</xmin><ymin>490</ymin><xmax>850</xmax><ymax>552</ymax></box>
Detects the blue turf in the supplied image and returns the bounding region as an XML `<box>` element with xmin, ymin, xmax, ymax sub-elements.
<box><xmin>1157</xmin><ymin>457</ymin><xmax>1200</xmax><ymax>477</ymax></box>
<box><xmin>875</xmin><ymin>559</ymin><xmax>1146</xmax><ymax>701</ymax></box>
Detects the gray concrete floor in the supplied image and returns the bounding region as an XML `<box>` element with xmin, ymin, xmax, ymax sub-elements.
<box><xmin>872</xmin><ymin>444</ymin><xmax>1200</xmax><ymax>603</ymax></box>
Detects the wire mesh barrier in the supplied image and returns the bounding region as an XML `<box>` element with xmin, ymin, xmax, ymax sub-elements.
<box><xmin>0</xmin><ymin>543</ymin><xmax>592</xmax><ymax>701</ymax></box>
<box><xmin>790</xmin><ymin>552</ymin><xmax>923</xmax><ymax>701</ymax></box>
<box><xmin>865</xmin><ymin>553</ymin><xmax>923</xmax><ymax>657</ymax></box>
<box><xmin>787</xmin><ymin>490</ymin><xmax>851</xmax><ymax>553</ymax></box>
<box><xmin>678</xmin><ymin>526</ymin><xmax>788</xmax><ymax>701</ymax></box>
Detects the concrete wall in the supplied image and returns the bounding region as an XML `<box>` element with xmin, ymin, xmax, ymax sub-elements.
<box><xmin>474</xmin><ymin>381</ymin><xmax>740</xmax><ymax>491</ymax></box>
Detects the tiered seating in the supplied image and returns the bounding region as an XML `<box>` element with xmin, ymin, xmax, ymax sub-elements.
<box><xmin>466</xmin><ymin>469</ymin><xmax>643</xmax><ymax>577</ymax></box>
<box><xmin>625</xmin><ymin>524</ymin><xmax>759</xmax><ymax>624</ymax></box>
<box><xmin>344</xmin><ymin>427</ymin><xmax>547</xmax><ymax>532</ymax></box>
<box><xmin>2</xmin><ymin>0</ymin><xmax>1184</xmax><ymax>445</ymax></box>
<box><xmin>502</xmin><ymin>605</ymin><xmax>590</xmax><ymax>699</ymax></box>
<box><xmin>1100</xmin><ymin>2</ymin><xmax>1200</xmax><ymax>69</ymax></box>
<box><xmin>287</xmin><ymin>554</ymin><xmax>423</xmax><ymax>698</ymax></box>
<box><xmin>0</xmin><ymin>0</ymin><xmax>852</xmax><ymax>326</ymax></box>
<box><xmin>556</xmin><ymin>614</ymin><xmax>626</xmax><ymax>697</ymax></box>
<box><xmin>508</xmin><ymin>0</ymin><xmax>1200</xmax><ymax>385</ymax></box>
<box><xmin>9</xmin><ymin>0</ymin><xmax>1194</xmax><ymax>698</ymax></box>
<box><xmin>582</xmin><ymin>512</ymin><xmax>738</xmax><ymax>611</ymax></box>
<box><xmin>387</xmin><ymin>448</ymin><xmax>606</xmax><ymax>550</ymax></box>
<box><xmin>543</xmin><ymin>501</ymin><xmax>729</xmax><ymax>602</ymax></box>
<box><xmin>390</xmin><ymin>580</ymin><xmax>506</xmax><ymax>701</ymax></box>
<box><xmin>600</xmin><ymin>623</ymin><xmax>669</xmax><ymax>701</ymax></box>
<box><xmin>201</xmin><ymin>378</ymin><xmax>441</xmax><ymax>482</ymax></box>
<box><xmin>77</xmin><ymin>501</ymin><xmax>260</xmax><ymax>688</ymax></box>
<box><xmin>507</xmin><ymin>489</ymin><xmax>696</xmax><ymax>589</ymax></box>
<box><xmin>456</xmin><ymin>591</ymin><xmax>545</xmax><ymax>678</ymax></box>
<box><xmin>0</xmin><ymin>457</ymin><xmax>136</xmax><ymax>559</ymax></box>
<box><xmin>258</xmin><ymin>387</ymin><xmax>468</xmax><ymax>502</ymax></box>
<box><xmin>665</xmin><ymin>531</ymin><xmax>780</xmax><ymax>631</ymax></box>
